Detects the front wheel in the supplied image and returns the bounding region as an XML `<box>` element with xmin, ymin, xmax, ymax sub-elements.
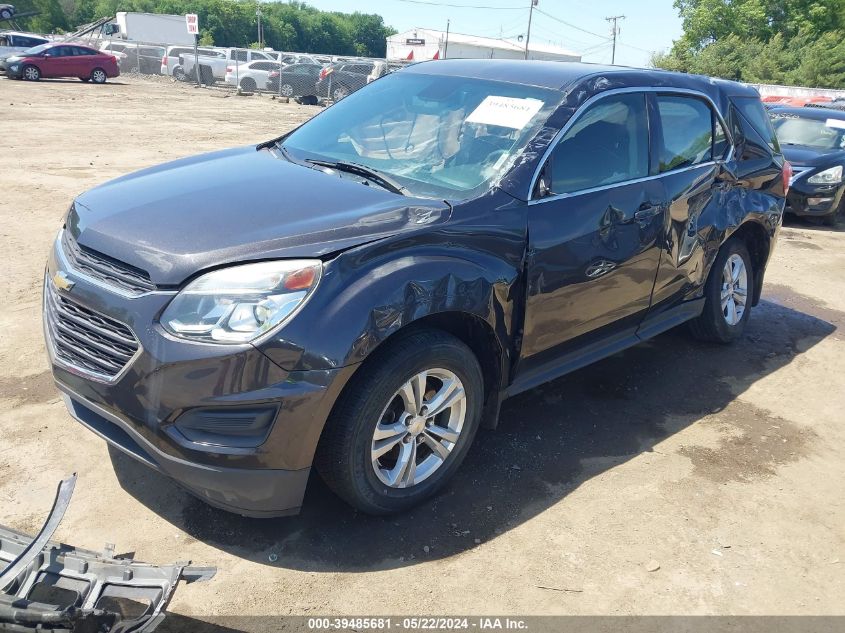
<box><xmin>315</xmin><ymin>329</ymin><xmax>484</xmax><ymax>515</ymax></box>
<box><xmin>22</xmin><ymin>65</ymin><xmax>40</xmax><ymax>81</ymax></box>
<box><xmin>689</xmin><ymin>239</ymin><xmax>753</xmax><ymax>343</ymax></box>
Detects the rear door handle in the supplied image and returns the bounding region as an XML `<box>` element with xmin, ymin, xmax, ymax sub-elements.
<box><xmin>634</xmin><ymin>202</ymin><xmax>663</xmax><ymax>222</ymax></box>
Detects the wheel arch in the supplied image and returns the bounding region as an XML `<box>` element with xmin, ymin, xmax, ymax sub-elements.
<box><xmin>725</xmin><ymin>219</ymin><xmax>771</xmax><ymax>306</ymax></box>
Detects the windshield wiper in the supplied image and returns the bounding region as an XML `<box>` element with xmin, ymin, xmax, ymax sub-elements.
<box><xmin>305</xmin><ymin>159</ymin><xmax>408</xmax><ymax>196</ymax></box>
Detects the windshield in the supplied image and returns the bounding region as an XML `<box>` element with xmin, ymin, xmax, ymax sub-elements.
<box><xmin>282</xmin><ymin>72</ymin><xmax>560</xmax><ymax>199</ymax></box>
<box><xmin>771</xmin><ymin>112</ymin><xmax>845</xmax><ymax>150</ymax></box>
<box><xmin>22</xmin><ymin>43</ymin><xmax>50</xmax><ymax>55</ymax></box>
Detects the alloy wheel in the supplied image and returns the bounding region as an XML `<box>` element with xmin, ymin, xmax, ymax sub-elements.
<box><xmin>92</xmin><ymin>69</ymin><xmax>106</xmax><ymax>83</ymax></box>
<box><xmin>721</xmin><ymin>253</ymin><xmax>748</xmax><ymax>326</ymax></box>
<box><xmin>371</xmin><ymin>368</ymin><xmax>467</xmax><ymax>489</ymax></box>
<box><xmin>23</xmin><ymin>66</ymin><xmax>39</xmax><ymax>80</ymax></box>
<box><xmin>281</xmin><ymin>83</ymin><xmax>293</xmax><ymax>97</ymax></box>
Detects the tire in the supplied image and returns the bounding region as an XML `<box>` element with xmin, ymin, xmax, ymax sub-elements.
<box><xmin>90</xmin><ymin>68</ymin><xmax>107</xmax><ymax>84</ymax></box>
<box><xmin>689</xmin><ymin>238</ymin><xmax>753</xmax><ymax>344</ymax></box>
<box><xmin>22</xmin><ymin>65</ymin><xmax>39</xmax><ymax>81</ymax></box>
<box><xmin>240</xmin><ymin>77</ymin><xmax>257</xmax><ymax>91</ymax></box>
<box><xmin>315</xmin><ymin>328</ymin><xmax>484</xmax><ymax>515</ymax></box>
<box><xmin>332</xmin><ymin>84</ymin><xmax>349</xmax><ymax>101</ymax></box>
<box><xmin>173</xmin><ymin>66</ymin><xmax>187</xmax><ymax>82</ymax></box>
<box><xmin>280</xmin><ymin>83</ymin><xmax>293</xmax><ymax>97</ymax></box>
<box><xmin>0</xmin><ymin>9</ymin><xmax>11</xmax><ymax>19</ymax></box>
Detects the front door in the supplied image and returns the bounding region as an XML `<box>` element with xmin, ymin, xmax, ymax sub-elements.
<box><xmin>519</xmin><ymin>91</ymin><xmax>665</xmax><ymax>375</ymax></box>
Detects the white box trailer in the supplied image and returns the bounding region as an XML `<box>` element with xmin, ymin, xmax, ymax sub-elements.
<box><xmin>112</xmin><ymin>12</ymin><xmax>193</xmax><ymax>46</ymax></box>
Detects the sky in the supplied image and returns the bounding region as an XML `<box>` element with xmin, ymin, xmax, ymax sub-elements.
<box><xmin>299</xmin><ymin>0</ymin><xmax>684</xmax><ymax>67</ymax></box>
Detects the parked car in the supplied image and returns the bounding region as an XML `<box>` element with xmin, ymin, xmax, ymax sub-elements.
<box><xmin>266</xmin><ymin>62</ymin><xmax>322</xmax><ymax>100</ymax></box>
<box><xmin>99</xmin><ymin>41</ymin><xmax>163</xmax><ymax>74</ymax></box>
<box><xmin>6</xmin><ymin>42</ymin><xmax>119</xmax><ymax>82</ymax></box>
<box><xmin>264</xmin><ymin>51</ymin><xmax>322</xmax><ymax>66</ymax></box>
<box><xmin>769</xmin><ymin>105</ymin><xmax>845</xmax><ymax>226</ymax></box>
<box><xmin>161</xmin><ymin>44</ymin><xmax>221</xmax><ymax>80</ymax></box>
<box><xmin>44</xmin><ymin>60</ymin><xmax>786</xmax><ymax>518</ymax></box>
<box><xmin>224</xmin><ymin>59</ymin><xmax>278</xmax><ymax>91</ymax></box>
<box><xmin>315</xmin><ymin>60</ymin><xmax>375</xmax><ymax>101</ymax></box>
<box><xmin>0</xmin><ymin>4</ymin><xmax>16</xmax><ymax>20</ymax></box>
<box><xmin>0</xmin><ymin>31</ymin><xmax>49</xmax><ymax>72</ymax></box>
<box><xmin>181</xmin><ymin>47</ymin><xmax>273</xmax><ymax>84</ymax></box>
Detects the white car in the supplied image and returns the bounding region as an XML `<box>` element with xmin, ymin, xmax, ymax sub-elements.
<box><xmin>224</xmin><ymin>59</ymin><xmax>279</xmax><ymax>91</ymax></box>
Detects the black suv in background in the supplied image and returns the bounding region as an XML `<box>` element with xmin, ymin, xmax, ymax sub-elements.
<box><xmin>44</xmin><ymin>61</ymin><xmax>787</xmax><ymax>518</ymax></box>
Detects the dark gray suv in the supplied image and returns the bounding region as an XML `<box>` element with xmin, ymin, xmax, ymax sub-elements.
<box><xmin>44</xmin><ymin>60</ymin><xmax>788</xmax><ymax>517</ymax></box>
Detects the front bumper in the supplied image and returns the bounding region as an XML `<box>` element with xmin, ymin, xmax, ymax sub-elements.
<box><xmin>786</xmin><ymin>179</ymin><xmax>844</xmax><ymax>217</ymax></box>
<box><xmin>44</xmin><ymin>231</ymin><xmax>355</xmax><ymax>517</ymax></box>
<box><xmin>5</xmin><ymin>63</ymin><xmax>23</xmax><ymax>78</ymax></box>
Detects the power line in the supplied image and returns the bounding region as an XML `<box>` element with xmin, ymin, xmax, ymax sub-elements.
<box><xmin>533</xmin><ymin>7</ymin><xmax>609</xmax><ymax>41</ymax></box>
<box><xmin>390</xmin><ymin>0</ymin><xmax>525</xmax><ymax>9</ymax></box>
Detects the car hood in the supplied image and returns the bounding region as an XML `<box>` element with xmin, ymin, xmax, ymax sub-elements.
<box><xmin>781</xmin><ymin>144</ymin><xmax>845</xmax><ymax>168</ymax></box>
<box><xmin>70</xmin><ymin>146</ymin><xmax>451</xmax><ymax>286</ymax></box>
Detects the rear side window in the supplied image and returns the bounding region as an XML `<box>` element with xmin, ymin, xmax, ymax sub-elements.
<box><xmin>733</xmin><ymin>96</ymin><xmax>780</xmax><ymax>153</ymax></box>
<box><xmin>232</xmin><ymin>49</ymin><xmax>247</xmax><ymax>62</ymax></box>
<box><xmin>545</xmin><ymin>92</ymin><xmax>649</xmax><ymax>195</ymax></box>
<box><xmin>656</xmin><ymin>95</ymin><xmax>714</xmax><ymax>172</ymax></box>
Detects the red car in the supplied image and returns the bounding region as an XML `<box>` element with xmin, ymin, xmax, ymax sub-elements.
<box><xmin>6</xmin><ymin>42</ymin><xmax>119</xmax><ymax>83</ymax></box>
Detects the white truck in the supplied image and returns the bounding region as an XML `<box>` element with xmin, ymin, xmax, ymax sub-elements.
<box><xmin>180</xmin><ymin>47</ymin><xmax>276</xmax><ymax>84</ymax></box>
<box><xmin>109</xmin><ymin>12</ymin><xmax>193</xmax><ymax>46</ymax></box>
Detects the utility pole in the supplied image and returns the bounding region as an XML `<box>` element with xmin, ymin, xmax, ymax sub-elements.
<box><xmin>606</xmin><ymin>14</ymin><xmax>624</xmax><ymax>64</ymax></box>
<box><xmin>444</xmin><ymin>18</ymin><xmax>450</xmax><ymax>58</ymax></box>
<box><xmin>256</xmin><ymin>7</ymin><xmax>263</xmax><ymax>49</ymax></box>
<box><xmin>524</xmin><ymin>0</ymin><xmax>537</xmax><ymax>60</ymax></box>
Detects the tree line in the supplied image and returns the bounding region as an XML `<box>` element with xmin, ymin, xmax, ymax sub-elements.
<box><xmin>653</xmin><ymin>0</ymin><xmax>845</xmax><ymax>88</ymax></box>
<box><xmin>13</xmin><ymin>0</ymin><xmax>396</xmax><ymax>57</ymax></box>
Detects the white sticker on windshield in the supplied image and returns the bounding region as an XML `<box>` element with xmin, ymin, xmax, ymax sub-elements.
<box><xmin>826</xmin><ymin>118</ymin><xmax>845</xmax><ymax>130</ymax></box>
<box><xmin>466</xmin><ymin>96</ymin><xmax>544</xmax><ymax>130</ymax></box>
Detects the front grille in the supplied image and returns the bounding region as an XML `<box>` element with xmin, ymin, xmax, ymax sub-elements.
<box><xmin>45</xmin><ymin>281</ymin><xmax>140</xmax><ymax>381</ymax></box>
<box><xmin>790</xmin><ymin>166</ymin><xmax>811</xmax><ymax>184</ymax></box>
<box><xmin>62</xmin><ymin>231</ymin><xmax>155</xmax><ymax>295</ymax></box>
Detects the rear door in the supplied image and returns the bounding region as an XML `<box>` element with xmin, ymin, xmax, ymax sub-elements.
<box><xmin>518</xmin><ymin>91</ymin><xmax>665</xmax><ymax>376</ymax></box>
<box><xmin>72</xmin><ymin>46</ymin><xmax>99</xmax><ymax>77</ymax></box>
<box><xmin>646</xmin><ymin>93</ymin><xmax>732</xmax><ymax>314</ymax></box>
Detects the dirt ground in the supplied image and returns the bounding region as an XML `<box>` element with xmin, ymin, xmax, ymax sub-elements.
<box><xmin>1</xmin><ymin>75</ymin><xmax>844</xmax><ymax>628</ymax></box>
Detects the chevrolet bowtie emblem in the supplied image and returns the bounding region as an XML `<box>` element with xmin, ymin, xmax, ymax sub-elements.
<box><xmin>53</xmin><ymin>270</ymin><xmax>75</xmax><ymax>292</ymax></box>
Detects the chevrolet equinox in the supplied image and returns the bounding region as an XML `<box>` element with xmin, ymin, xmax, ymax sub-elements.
<box><xmin>44</xmin><ymin>60</ymin><xmax>788</xmax><ymax>516</ymax></box>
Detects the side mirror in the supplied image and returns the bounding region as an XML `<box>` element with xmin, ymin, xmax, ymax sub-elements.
<box><xmin>42</xmin><ymin>52</ymin><xmax>52</xmax><ymax>57</ymax></box>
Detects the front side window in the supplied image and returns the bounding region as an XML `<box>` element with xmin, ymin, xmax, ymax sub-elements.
<box><xmin>283</xmin><ymin>72</ymin><xmax>560</xmax><ymax>199</ymax></box>
<box><xmin>657</xmin><ymin>95</ymin><xmax>715</xmax><ymax>172</ymax></box>
<box><xmin>542</xmin><ymin>92</ymin><xmax>649</xmax><ymax>195</ymax></box>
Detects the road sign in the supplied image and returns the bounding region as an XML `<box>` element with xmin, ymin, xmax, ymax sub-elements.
<box><xmin>185</xmin><ymin>13</ymin><xmax>199</xmax><ymax>35</ymax></box>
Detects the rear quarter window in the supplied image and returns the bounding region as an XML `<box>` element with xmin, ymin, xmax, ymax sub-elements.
<box><xmin>732</xmin><ymin>96</ymin><xmax>780</xmax><ymax>154</ymax></box>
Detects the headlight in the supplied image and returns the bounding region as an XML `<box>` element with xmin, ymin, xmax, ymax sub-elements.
<box><xmin>161</xmin><ymin>260</ymin><xmax>322</xmax><ymax>343</ymax></box>
<box><xmin>807</xmin><ymin>165</ymin><xmax>843</xmax><ymax>184</ymax></box>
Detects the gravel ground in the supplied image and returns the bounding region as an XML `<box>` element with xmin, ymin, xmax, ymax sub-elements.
<box><xmin>1</xmin><ymin>74</ymin><xmax>844</xmax><ymax>631</ymax></box>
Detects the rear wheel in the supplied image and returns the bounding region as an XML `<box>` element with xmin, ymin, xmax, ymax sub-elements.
<box><xmin>332</xmin><ymin>84</ymin><xmax>349</xmax><ymax>101</ymax></box>
<box><xmin>689</xmin><ymin>239</ymin><xmax>753</xmax><ymax>343</ymax></box>
<box><xmin>173</xmin><ymin>66</ymin><xmax>187</xmax><ymax>81</ymax></box>
<box><xmin>315</xmin><ymin>329</ymin><xmax>484</xmax><ymax>515</ymax></box>
<box><xmin>0</xmin><ymin>8</ymin><xmax>12</xmax><ymax>19</ymax></box>
<box><xmin>22</xmin><ymin>65</ymin><xmax>39</xmax><ymax>81</ymax></box>
<box><xmin>240</xmin><ymin>77</ymin><xmax>257</xmax><ymax>91</ymax></box>
<box><xmin>280</xmin><ymin>83</ymin><xmax>293</xmax><ymax>97</ymax></box>
<box><xmin>90</xmin><ymin>68</ymin><xmax>107</xmax><ymax>84</ymax></box>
